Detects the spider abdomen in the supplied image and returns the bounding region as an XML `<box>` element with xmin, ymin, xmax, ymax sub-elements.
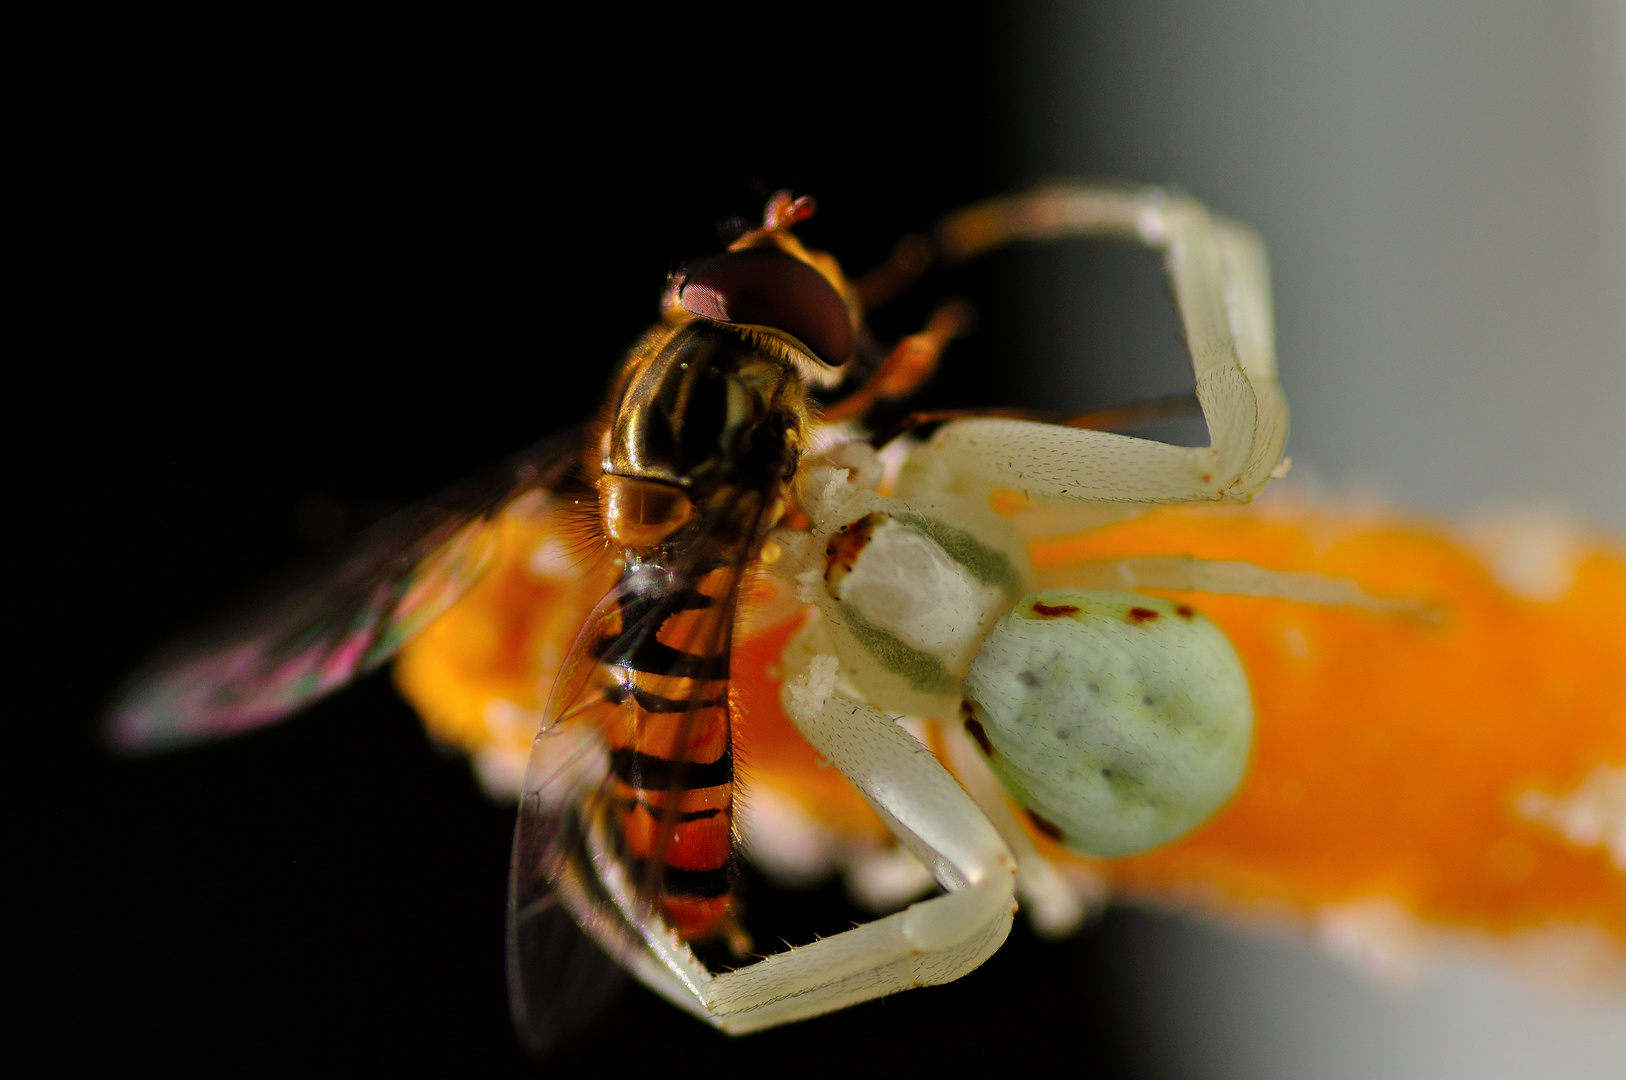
<box><xmin>961</xmin><ymin>590</ymin><xmax>1253</xmax><ymax>857</ymax></box>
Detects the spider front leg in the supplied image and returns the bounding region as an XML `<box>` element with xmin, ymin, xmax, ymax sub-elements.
<box><xmin>697</xmin><ymin>660</ymin><xmax>1015</xmax><ymax>1033</ymax></box>
<box><xmin>821</xmin><ymin>300</ymin><xmax>973</xmax><ymax>424</ymax></box>
<box><xmin>929</xmin><ymin>184</ymin><xmax>1288</xmax><ymax>505</ymax></box>
<box><xmin>522</xmin><ymin>669</ymin><xmax>1015</xmax><ymax>1037</ymax></box>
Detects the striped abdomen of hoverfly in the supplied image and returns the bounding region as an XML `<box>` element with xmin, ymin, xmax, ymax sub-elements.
<box><xmin>595</xmin><ymin>275</ymin><xmax>836</xmax><ymax>936</ymax></box>
<box><xmin>595</xmin><ymin>557</ymin><xmax>744</xmax><ymax>937</ymax></box>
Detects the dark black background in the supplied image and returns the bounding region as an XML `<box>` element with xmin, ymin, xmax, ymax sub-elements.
<box><xmin>22</xmin><ymin>9</ymin><xmax>1157</xmax><ymax>1075</ymax></box>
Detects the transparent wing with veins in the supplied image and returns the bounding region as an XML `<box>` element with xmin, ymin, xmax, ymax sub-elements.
<box><xmin>106</xmin><ymin>427</ymin><xmax>589</xmax><ymax>753</ymax></box>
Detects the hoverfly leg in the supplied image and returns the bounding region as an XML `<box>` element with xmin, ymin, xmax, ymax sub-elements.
<box><xmin>852</xmin><ymin>232</ymin><xmax>932</xmax><ymax>311</ymax></box>
<box><xmin>1056</xmin><ymin>393</ymin><xmax>1205</xmax><ymax>431</ymax></box>
<box><xmin>821</xmin><ymin>299</ymin><xmax>973</xmax><ymax>424</ymax></box>
<box><xmin>719</xmin><ymin>912</ymin><xmax>753</xmax><ymax>960</ymax></box>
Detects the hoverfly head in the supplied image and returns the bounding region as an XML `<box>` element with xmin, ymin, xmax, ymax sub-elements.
<box><xmin>660</xmin><ymin>191</ymin><xmax>859</xmax><ymax>389</ymax></box>
<box><xmin>674</xmin><ymin>246</ymin><xmax>855</xmax><ymax>369</ymax></box>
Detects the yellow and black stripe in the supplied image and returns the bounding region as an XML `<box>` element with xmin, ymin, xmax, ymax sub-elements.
<box><xmin>596</xmin><ymin>564</ymin><xmax>738</xmax><ymax>939</ymax></box>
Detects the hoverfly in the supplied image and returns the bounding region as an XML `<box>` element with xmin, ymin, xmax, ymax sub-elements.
<box><xmin>108</xmin><ymin>183</ymin><xmax>1290</xmax><ymax>1048</ymax></box>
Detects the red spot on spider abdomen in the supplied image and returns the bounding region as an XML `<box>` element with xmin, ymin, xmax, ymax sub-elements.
<box><xmin>1129</xmin><ymin>607</ymin><xmax>1159</xmax><ymax>623</ymax></box>
<box><xmin>964</xmin><ymin>715</ymin><xmax>996</xmax><ymax>757</ymax></box>
<box><xmin>1032</xmin><ymin>601</ymin><xmax>1080</xmax><ymax>617</ymax></box>
<box><xmin>1026</xmin><ymin>810</ymin><xmax>1064</xmax><ymax>842</ymax></box>
<box><xmin>1175</xmin><ymin>605</ymin><xmax>1196</xmax><ymax>620</ymax></box>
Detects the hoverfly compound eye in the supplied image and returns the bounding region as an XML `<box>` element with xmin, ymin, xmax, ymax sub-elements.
<box><xmin>678</xmin><ymin>247</ymin><xmax>855</xmax><ymax>366</ymax></box>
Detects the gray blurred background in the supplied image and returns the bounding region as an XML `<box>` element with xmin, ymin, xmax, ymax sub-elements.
<box><xmin>1007</xmin><ymin>1</ymin><xmax>1625</xmax><ymax>1076</ymax></box>
<box><xmin>1010</xmin><ymin>0</ymin><xmax>1625</xmax><ymax>525</ymax></box>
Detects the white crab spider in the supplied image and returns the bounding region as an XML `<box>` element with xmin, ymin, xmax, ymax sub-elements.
<box><xmin>553</xmin><ymin>184</ymin><xmax>1323</xmax><ymax>1033</ymax></box>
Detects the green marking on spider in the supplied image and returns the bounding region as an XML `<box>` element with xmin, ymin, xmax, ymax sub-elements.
<box><xmin>837</xmin><ymin>605</ymin><xmax>955</xmax><ymax>694</ymax></box>
<box><xmin>961</xmin><ymin>590</ymin><xmax>1253</xmax><ymax>858</ymax></box>
<box><xmin>891</xmin><ymin>512</ymin><xmax>1022</xmax><ymax>597</ymax></box>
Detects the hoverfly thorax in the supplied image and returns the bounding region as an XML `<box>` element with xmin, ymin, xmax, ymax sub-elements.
<box><xmin>600</xmin><ymin>322</ymin><xmax>809</xmax><ymax>553</ymax></box>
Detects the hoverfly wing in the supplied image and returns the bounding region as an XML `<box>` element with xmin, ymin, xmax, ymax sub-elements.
<box><xmin>507</xmin><ymin>578</ymin><xmax>659</xmax><ymax>1052</ymax></box>
<box><xmin>505</xmin><ymin>657</ymin><xmax>629</xmax><ymax>1056</ymax></box>
<box><xmin>106</xmin><ymin>426</ymin><xmax>592</xmax><ymax>753</ymax></box>
<box><xmin>505</xmin><ymin>869</ymin><xmax>627</xmax><ymax>1057</ymax></box>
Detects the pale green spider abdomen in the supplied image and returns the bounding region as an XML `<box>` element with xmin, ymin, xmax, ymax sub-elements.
<box><xmin>961</xmin><ymin>590</ymin><xmax>1253</xmax><ymax>857</ymax></box>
